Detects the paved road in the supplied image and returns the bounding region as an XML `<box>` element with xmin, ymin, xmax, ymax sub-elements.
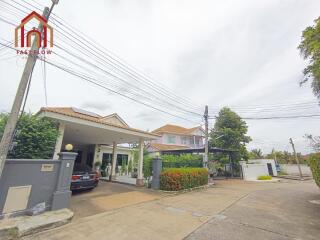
<box><xmin>186</xmin><ymin>181</ymin><xmax>320</xmax><ymax>240</ymax></box>
<box><xmin>23</xmin><ymin>180</ymin><xmax>320</xmax><ymax>240</ymax></box>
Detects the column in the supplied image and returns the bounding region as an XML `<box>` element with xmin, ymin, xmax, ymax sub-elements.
<box><xmin>53</xmin><ymin>123</ymin><xmax>65</xmax><ymax>160</ymax></box>
<box><xmin>51</xmin><ymin>151</ymin><xmax>77</xmax><ymax>210</ymax></box>
<box><xmin>110</xmin><ymin>142</ymin><xmax>117</xmax><ymax>181</ymax></box>
<box><xmin>151</xmin><ymin>156</ymin><xmax>162</xmax><ymax>189</ymax></box>
<box><xmin>136</xmin><ymin>138</ymin><xmax>144</xmax><ymax>186</ymax></box>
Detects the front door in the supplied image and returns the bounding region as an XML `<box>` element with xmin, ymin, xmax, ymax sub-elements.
<box><xmin>267</xmin><ymin>163</ymin><xmax>274</xmax><ymax>176</ymax></box>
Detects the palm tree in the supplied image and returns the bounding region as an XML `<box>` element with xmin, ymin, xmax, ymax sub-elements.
<box><xmin>251</xmin><ymin>149</ymin><xmax>263</xmax><ymax>159</ymax></box>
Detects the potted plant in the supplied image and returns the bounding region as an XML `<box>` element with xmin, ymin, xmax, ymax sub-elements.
<box><xmin>101</xmin><ymin>162</ymin><xmax>107</xmax><ymax>177</ymax></box>
<box><xmin>94</xmin><ymin>161</ymin><xmax>101</xmax><ymax>172</ymax></box>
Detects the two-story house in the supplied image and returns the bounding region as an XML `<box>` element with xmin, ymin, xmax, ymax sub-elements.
<box><xmin>147</xmin><ymin>124</ymin><xmax>204</xmax><ymax>154</ymax></box>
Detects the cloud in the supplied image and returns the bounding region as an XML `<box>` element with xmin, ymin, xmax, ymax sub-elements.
<box><xmin>1</xmin><ymin>0</ymin><xmax>320</xmax><ymax>154</ymax></box>
<box><xmin>80</xmin><ymin>101</ymin><xmax>111</xmax><ymax>112</ymax></box>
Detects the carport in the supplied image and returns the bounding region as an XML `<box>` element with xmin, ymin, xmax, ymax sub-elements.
<box><xmin>38</xmin><ymin>107</ymin><xmax>159</xmax><ymax>186</ymax></box>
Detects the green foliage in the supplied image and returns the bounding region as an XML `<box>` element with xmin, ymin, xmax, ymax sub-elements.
<box><xmin>121</xmin><ymin>164</ymin><xmax>128</xmax><ymax>175</ymax></box>
<box><xmin>209</xmin><ymin>107</ymin><xmax>251</xmax><ymax>161</ymax></box>
<box><xmin>0</xmin><ymin>113</ymin><xmax>59</xmax><ymax>159</ymax></box>
<box><xmin>298</xmin><ymin>17</ymin><xmax>320</xmax><ymax>100</ymax></box>
<box><xmin>249</xmin><ymin>149</ymin><xmax>263</xmax><ymax>159</ymax></box>
<box><xmin>160</xmin><ymin>168</ymin><xmax>208</xmax><ymax>191</ymax></box>
<box><xmin>143</xmin><ymin>155</ymin><xmax>153</xmax><ymax>178</ymax></box>
<box><xmin>162</xmin><ymin>154</ymin><xmax>203</xmax><ymax>168</ymax></box>
<box><xmin>264</xmin><ymin>150</ymin><xmax>307</xmax><ymax>164</ymax></box>
<box><xmin>128</xmin><ymin>159</ymin><xmax>133</xmax><ymax>173</ymax></box>
<box><xmin>257</xmin><ymin>175</ymin><xmax>272</xmax><ymax>180</ymax></box>
<box><xmin>94</xmin><ymin>161</ymin><xmax>101</xmax><ymax>167</ymax></box>
<box><xmin>308</xmin><ymin>153</ymin><xmax>320</xmax><ymax>188</ymax></box>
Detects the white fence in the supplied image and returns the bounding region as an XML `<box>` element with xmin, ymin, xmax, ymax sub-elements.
<box><xmin>279</xmin><ymin>164</ymin><xmax>311</xmax><ymax>176</ymax></box>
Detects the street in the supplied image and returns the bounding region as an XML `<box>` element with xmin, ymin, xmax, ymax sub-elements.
<box><xmin>22</xmin><ymin>180</ymin><xmax>320</xmax><ymax>240</ymax></box>
<box><xmin>186</xmin><ymin>181</ymin><xmax>320</xmax><ymax>240</ymax></box>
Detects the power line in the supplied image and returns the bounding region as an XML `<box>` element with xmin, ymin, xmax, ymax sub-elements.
<box><xmin>11</xmin><ymin>0</ymin><xmax>205</xmax><ymax>113</ymax></box>
<box><xmin>0</xmin><ymin>41</ymin><xmax>202</xmax><ymax>124</ymax></box>
<box><xmin>209</xmin><ymin>114</ymin><xmax>320</xmax><ymax>120</ymax></box>
<box><xmin>0</xmin><ymin>10</ymin><xmax>201</xmax><ymax>119</ymax></box>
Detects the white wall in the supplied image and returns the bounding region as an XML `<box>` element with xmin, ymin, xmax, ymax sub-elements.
<box><xmin>241</xmin><ymin>163</ymin><xmax>269</xmax><ymax>181</ymax></box>
<box><xmin>280</xmin><ymin>164</ymin><xmax>311</xmax><ymax>175</ymax></box>
<box><xmin>248</xmin><ymin>159</ymin><xmax>277</xmax><ymax>176</ymax></box>
<box><xmin>93</xmin><ymin>145</ymin><xmax>133</xmax><ymax>165</ymax></box>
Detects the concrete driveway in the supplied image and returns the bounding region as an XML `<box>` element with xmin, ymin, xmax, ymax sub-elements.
<box><xmin>70</xmin><ymin>181</ymin><xmax>161</xmax><ymax>220</ymax></box>
<box><xmin>23</xmin><ymin>180</ymin><xmax>320</xmax><ymax>240</ymax></box>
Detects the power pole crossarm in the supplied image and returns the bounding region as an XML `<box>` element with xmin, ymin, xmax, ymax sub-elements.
<box><xmin>204</xmin><ymin>105</ymin><xmax>209</xmax><ymax>168</ymax></box>
<box><xmin>0</xmin><ymin>2</ymin><xmax>58</xmax><ymax>178</ymax></box>
<box><xmin>289</xmin><ymin>138</ymin><xmax>303</xmax><ymax>180</ymax></box>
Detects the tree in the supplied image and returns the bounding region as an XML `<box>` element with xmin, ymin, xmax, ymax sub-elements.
<box><xmin>0</xmin><ymin>113</ymin><xmax>59</xmax><ymax>159</ymax></box>
<box><xmin>249</xmin><ymin>149</ymin><xmax>263</xmax><ymax>159</ymax></box>
<box><xmin>305</xmin><ymin>134</ymin><xmax>320</xmax><ymax>152</ymax></box>
<box><xmin>209</xmin><ymin>107</ymin><xmax>251</xmax><ymax>161</ymax></box>
<box><xmin>298</xmin><ymin>17</ymin><xmax>320</xmax><ymax>100</ymax></box>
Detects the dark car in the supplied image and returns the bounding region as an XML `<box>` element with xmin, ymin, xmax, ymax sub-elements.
<box><xmin>71</xmin><ymin>165</ymin><xmax>99</xmax><ymax>191</ymax></box>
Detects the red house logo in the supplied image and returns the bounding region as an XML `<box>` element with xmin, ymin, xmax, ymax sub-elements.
<box><xmin>15</xmin><ymin>11</ymin><xmax>53</xmax><ymax>48</ymax></box>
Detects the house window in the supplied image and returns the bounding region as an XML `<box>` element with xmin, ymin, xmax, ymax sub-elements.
<box><xmin>167</xmin><ymin>135</ymin><xmax>176</xmax><ymax>144</ymax></box>
<box><xmin>190</xmin><ymin>137</ymin><xmax>195</xmax><ymax>144</ymax></box>
<box><xmin>117</xmin><ymin>154</ymin><xmax>128</xmax><ymax>166</ymax></box>
<box><xmin>181</xmin><ymin>136</ymin><xmax>187</xmax><ymax>145</ymax></box>
<box><xmin>102</xmin><ymin>153</ymin><xmax>112</xmax><ymax>166</ymax></box>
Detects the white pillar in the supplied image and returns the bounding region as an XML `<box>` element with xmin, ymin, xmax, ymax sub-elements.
<box><xmin>136</xmin><ymin>138</ymin><xmax>144</xmax><ymax>186</ymax></box>
<box><xmin>110</xmin><ymin>142</ymin><xmax>117</xmax><ymax>181</ymax></box>
<box><xmin>53</xmin><ymin>123</ymin><xmax>65</xmax><ymax>160</ymax></box>
<box><xmin>93</xmin><ymin>144</ymin><xmax>102</xmax><ymax>168</ymax></box>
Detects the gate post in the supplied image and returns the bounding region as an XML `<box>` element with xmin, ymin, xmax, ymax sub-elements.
<box><xmin>51</xmin><ymin>152</ymin><xmax>77</xmax><ymax>210</ymax></box>
<box><xmin>151</xmin><ymin>156</ymin><xmax>162</xmax><ymax>190</ymax></box>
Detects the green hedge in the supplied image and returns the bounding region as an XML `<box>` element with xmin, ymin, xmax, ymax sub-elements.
<box><xmin>162</xmin><ymin>154</ymin><xmax>203</xmax><ymax>168</ymax></box>
<box><xmin>160</xmin><ymin>168</ymin><xmax>208</xmax><ymax>191</ymax></box>
<box><xmin>309</xmin><ymin>153</ymin><xmax>320</xmax><ymax>188</ymax></box>
<box><xmin>257</xmin><ymin>175</ymin><xmax>272</xmax><ymax>180</ymax></box>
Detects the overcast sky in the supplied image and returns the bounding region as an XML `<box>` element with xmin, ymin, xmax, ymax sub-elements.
<box><xmin>1</xmin><ymin>0</ymin><xmax>320</xmax><ymax>154</ymax></box>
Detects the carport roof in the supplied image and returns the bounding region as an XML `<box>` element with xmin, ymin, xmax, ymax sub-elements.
<box><xmin>37</xmin><ymin>107</ymin><xmax>160</xmax><ymax>142</ymax></box>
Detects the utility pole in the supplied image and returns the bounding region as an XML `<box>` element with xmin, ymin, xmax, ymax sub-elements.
<box><xmin>289</xmin><ymin>138</ymin><xmax>303</xmax><ymax>180</ymax></box>
<box><xmin>0</xmin><ymin>1</ymin><xmax>59</xmax><ymax>178</ymax></box>
<box><xmin>204</xmin><ymin>105</ymin><xmax>209</xmax><ymax>168</ymax></box>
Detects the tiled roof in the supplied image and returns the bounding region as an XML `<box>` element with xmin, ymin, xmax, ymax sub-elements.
<box><xmin>148</xmin><ymin>143</ymin><xmax>190</xmax><ymax>151</ymax></box>
<box><xmin>151</xmin><ymin>124</ymin><xmax>203</xmax><ymax>136</ymax></box>
<box><xmin>39</xmin><ymin>107</ymin><xmax>160</xmax><ymax>137</ymax></box>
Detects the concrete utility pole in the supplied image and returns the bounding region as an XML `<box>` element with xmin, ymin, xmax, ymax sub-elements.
<box><xmin>0</xmin><ymin>1</ymin><xmax>58</xmax><ymax>178</ymax></box>
<box><xmin>204</xmin><ymin>105</ymin><xmax>209</xmax><ymax>168</ymax></box>
<box><xmin>289</xmin><ymin>138</ymin><xmax>303</xmax><ymax>180</ymax></box>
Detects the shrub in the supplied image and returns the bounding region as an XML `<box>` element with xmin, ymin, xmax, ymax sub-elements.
<box><xmin>143</xmin><ymin>155</ymin><xmax>153</xmax><ymax>186</ymax></box>
<box><xmin>162</xmin><ymin>154</ymin><xmax>203</xmax><ymax>168</ymax></box>
<box><xmin>308</xmin><ymin>153</ymin><xmax>320</xmax><ymax>188</ymax></box>
<box><xmin>160</xmin><ymin>168</ymin><xmax>208</xmax><ymax>191</ymax></box>
<box><xmin>257</xmin><ymin>175</ymin><xmax>272</xmax><ymax>180</ymax></box>
<box><xmin>0</xmin><ymin>113</ymin><xmax>59</xmax><ymax>159</ymax></box>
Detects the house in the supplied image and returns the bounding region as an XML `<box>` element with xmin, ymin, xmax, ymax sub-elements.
<box><xmin>37</xmin><ymin>107</ymin><xmax>159</xmax><ymax>186</ymax></box>
<box><xmin>147</xmin><ymin>124</ymin><xmax>204</xmax><ymax>155</ymax></box>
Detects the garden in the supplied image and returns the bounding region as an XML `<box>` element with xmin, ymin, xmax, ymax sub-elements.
<box><xmin>143</xmin><ymin>154</ymin><xmax>209</xmax><ymax>191</ymax></box>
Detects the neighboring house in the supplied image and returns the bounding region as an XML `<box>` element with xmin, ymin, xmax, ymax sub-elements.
<box><xmin>147</xmin><ymin>124</ymin><xmax>204</xmax><ymax>155</ymax></box>
<box><xmin>37</xmin><ymin>107</ymin><xmax>159</xmax><ymax>185</ymax></box>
